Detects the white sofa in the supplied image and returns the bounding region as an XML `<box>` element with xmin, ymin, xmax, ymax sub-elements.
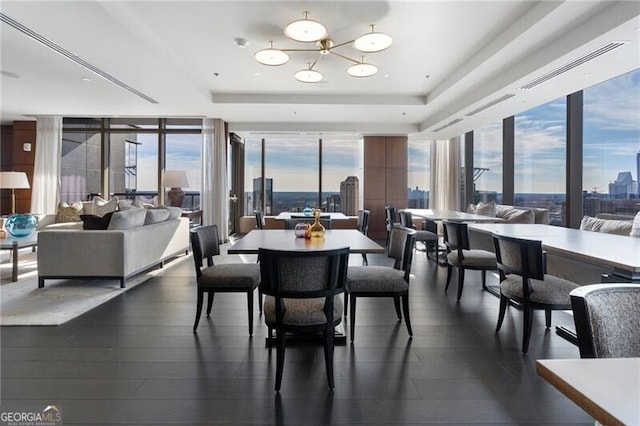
<box><xmin>468</xmin><ymin>201</ymin><xmax>550</xmax><ymax>224</ymax></box>
<box><xmin>37</xmin><ymin>209</ymin><xmax>190</xmax><ymax>288</ymax></box>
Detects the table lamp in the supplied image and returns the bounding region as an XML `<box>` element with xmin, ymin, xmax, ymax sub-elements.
<box><xmin>162</xmin><ymin>170</ymin><xmax>189</xmax><ymax>207</ymax></box>
<box><xmin>0</xmin><ymin>171</ymin><xmax>30</xmax><ymax>214</ymax></box>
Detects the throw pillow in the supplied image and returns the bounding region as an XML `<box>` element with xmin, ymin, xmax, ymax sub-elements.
<box><xmin>144</xmin><ymin>208</ymin><xmax>171</xmax><ymax>225</ymax></box>
<box><xmin>55</xmin><ymin>201</ymin><xmax>83</xmax><ymax>223</ymax></box>
<box><xmin>475</xmin><ymin>200</ymin><xmax>496</xmax><ymax>217</ymax></box>
<box><xmin>631</xmin><ymin>212</ymin><xmax>640</xmax><ymax>238</ymax></box>
<box><xmin>107</xmin><ymin>207</ymin><xmax>146</xmax><ymax>230</ymax></box>
<box><xmin>92</xmin><ymin>196</ymin><xmax>119</xmax><ymax>217</ymax></box>
<box><xmin>80</xmin><ymin>212</ymin><xmax>114</xmax><ymax>230</ymax></box>
<box><xmin>502</xmin><ymin>208</ymin><xmax>535</xmax><ymax>224</ymax></box>
<box><xmin>580</xmin><ymin>216</ymin><xmax>601</xmax><ymax>232</ymax></box>
<box><xmin>163</xmin><ymin>206</ymin><xmax>183</xmax><ymax>220</ymax></box>
<box><xmin>599</xmin><ymin>219</ymin><xmax>633</xmax><ymax>236</ymax></box>
<box><xmin>467</xmin><ymin>204</ymin><xmax>477</xmax><ymax>214</ymax></box>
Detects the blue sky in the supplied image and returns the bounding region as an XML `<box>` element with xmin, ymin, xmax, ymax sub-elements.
<box><xmin>133</xmin><ymin>68</ymin><xmax>639</xmax><ymax>195</ymax></box>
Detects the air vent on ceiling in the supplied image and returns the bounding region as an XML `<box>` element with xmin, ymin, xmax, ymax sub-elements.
<box><xmin>433</xmin><ymin>118</ymin><xmax>463</xmax><ymax>132</ymax></box>
<box><xmin>0</xmin><ymin>13</ymin><xmax>159</xmax><ymax>104</ymax></box>
<box><xmin>520</xmin><ymin>42</ymin><xmax>628</xmax><ymax>90</ymax></box>
<box><xmin>465</xmin><ymin>94</ymin><xmax>516</xmax><ymax>117</ymax></box>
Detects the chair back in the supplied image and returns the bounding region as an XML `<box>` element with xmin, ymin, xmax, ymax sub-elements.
<box><xmin>492</xmin><ymin>233</ymin><xmax>544</xmax><ymax>281</ymax></box>
<box><xmin>254</xmin><ymin>210</ymin><xmax>264</xmax><ymax>229</ymax></box>
<box><xmin>284</xmin><ymin>217</ymin><xmax>332</xmax><ymax>230</ymax></box>
<box><xmin>570</xmin><ymin>284</ymin><xmax>640</xmax><ymax>358</ymax></box>
<box><xmin>399</xmin><ymin>210</ymin><xmax>413</xmax><ymax>228</ymax></box>
<box><xmin>190</xmin><ymin>225</ymin><xmax>221</xmax><ymax>278</ymax></box>
<box><xmin>259</xmin><ymin>248</ymin><xmax>349</xmax><ymax>301</ymax></box>
<box><xmin>385</xmin><ymin>206</ymin><xmax>397</xmax><ymax>229</ymax></box>
<box><xmin>442</xmin><ymin>221</ymin><xmax>471</xmax><ymax>252</ymax></box>
<box><xmin>388</xmin><ymin>226</ymin><xmax>417</xmax><ymax>278</ymax></box>
<box><xmin>358</xmin><ymin>209</ymin><xmax>370</xmax><ymax>235</ymax></box>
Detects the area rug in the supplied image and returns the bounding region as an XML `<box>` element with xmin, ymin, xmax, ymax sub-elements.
<box><xmin>0</xmin><ymin>249</ymin><xmax>192</xmax><ymax>326</ymax></box>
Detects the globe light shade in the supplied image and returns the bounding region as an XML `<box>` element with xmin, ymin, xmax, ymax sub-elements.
<box><xmin>347</xmin><ymin>62</ymin><xmax>378</xmax><ymax>77</ymax></box>
<box><xmin>295</xmin><ymin>68</ymin><xmax>324</xmax><ymax>83</ymax></box>
<box><xmin>285</xmin><ymin>15</ymin><xmax>328</xmax><ymax>42</ymax></box>
<box><xmin>354</xmin><ymin>30</ymin><xmax>392</xmax><ymax>53</ymax></box>
<box><xmin>254</xmin><ymin>47</ymin><xmax>289</xmax><ymax>66</ymax></box>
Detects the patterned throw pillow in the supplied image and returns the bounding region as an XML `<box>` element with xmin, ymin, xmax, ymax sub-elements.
<box><xmin>55</xmin><ymin>201</ymin><xmax>83</xmax><ymax>223</ymax></box>
<box><xmin>631</xmin><ymin>212</ymin><xmax>640</xmax><ymax>238</ymax></box>
<box><xmin>92</xmin><ymin>196</ymin><xmax>118</xmax><ymax>217</ymax></box>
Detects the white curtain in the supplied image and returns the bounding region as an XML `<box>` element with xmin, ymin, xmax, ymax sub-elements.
<box><xmin>201</xmin><ymin>118</ymin><xmax>229</xmax><ymax>241</ymax></box>
<box><xmin>430</xmin><ymin>137</ymin><xmax>461</xmax><ymax>211</ymax></box>
<box><xmin>31</xmin><ymin>117</ymin><xmax>62</xmax><ymax>214</ymax></box>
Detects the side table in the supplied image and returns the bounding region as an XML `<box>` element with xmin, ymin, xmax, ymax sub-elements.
<box><xmin>1</xmin><ymin>233</ymin><xmax>38</xmax><ymax>282</ymax></box>
<box><xmin>181</xmin><ymin>210</ymin><xmax>202</xmax><ymax>227</ymax></box>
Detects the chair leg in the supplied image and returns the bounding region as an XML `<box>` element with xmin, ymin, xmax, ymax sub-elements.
<box><xmin>323</xmin><ymin>325</ymin><xmax>335</xmax><ymax>389</ymax></box>
<box><xmin>456</xmin><ymin>268</ymin><xmax>465</xmax><ymax>301</ymax></box>
<box><xmin>206</xmin><ymin>292</ymin><xmax>214</xmax><ymax>317</ymax></box>
<box><xmin>193</xmin><ymin>288</ymin><xmax>204</xmax><ymax>332</ymax></box>
<box><xmin>495</xmin><ymin>294</ymin><xmax>508</xmax><ymax>332</ymax></box>
<box><xmin>481</xmin><ymin>270</ymin><xmax>487</xmax><ymax>289</ymax></box>
<box><xmin>361</xmin><ymin>253</ymin><xmax>368</xmax><ymax>266</ymax></box>
<box><xmin>343</xmin><ymin>292</ymin><xmax>349</xmax><ymax>317</ymax></box>
<box><xmin>545</xmin><ymin>308</ymin><xmax>552</xmax><ymax>329</ymax></box>
<box><xmin>258</xmin><ymin>290</ymin><xmax>263</xmax><ymax>314</ymax></box>
<box><xmin>522</xmin><ymin>307</ymin><xmax>534</xmax><ymax>353</ymax></box>
<box><xmin>393</xmin><ymin>296</ymin><xmax>402</xmax><ymax>320</ymax></box>
<box><xmin>275</xmin><ymin>327</ymin><xmax>286</xmax><ymax>392</ymax></box>
<box><xmin>401</xmin><ymin>294</ymin><xmax>413</xmax><ymax>337</ymax></box>
<box><xmin>247</xmin><ymin>291</ymin><xmax>254</xmax><ymax>337</ymax></box>
<box><xmin>350</xmin><ymin>296</ymin><xmax>357</xmax><ymax>343</ymax></box>
<box><xmin>445</xmin><ymin>265</ymin><xmax>453</xmax><ymax>292</ymax></box>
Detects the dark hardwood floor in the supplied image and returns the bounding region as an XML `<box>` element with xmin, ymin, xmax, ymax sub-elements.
<box><xmin>1</xmin><ymin>241</ymin><xmax>592</xmax><ymax>425</ymax></box>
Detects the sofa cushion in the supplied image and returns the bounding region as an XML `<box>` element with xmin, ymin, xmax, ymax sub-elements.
<box><xmin>55</xmin><ymin>201</ymin><xmax>83</xmax><ymax>223</ymax></box>
<box><xmin>80</xmin><ymin>212</ymin><xmax>114</xmax><ymax>230</ymax></box>
<box><xmin>145</xmin><ymin>208</ymin><xmax>171</xmax><ymax>225</ymax></box>
<box><xmin>581</xmin><ymin>215</ymin><xmax>633</xmax><ymax>235</ymax></box>
<box><xmin>107</xmin><ymin>207</ymin><xmax>146</xmax><ymax>230</ymax></box>
<box><xmin>497</xmin><ymin>207</ymin><xmax>535</xmax><ymax>224</ymax></box>
<box><xmin>91</xmin><ymin>196</ymin><xmax>119</xmax><ymax>217</ymax></box>
<box><xmin>631</xmin><ymin>212</ymin><xmax>640</xmax><ymax>238</ymax></box>
<box><xmin>475</xmin><ymin>200</ymin><xmax>496</xmax><ymax>217</ymax></box>
<box><xmin>163</xmin><ymin>206</ymin><xmax>183</xmax><ymax>220</ymax></box>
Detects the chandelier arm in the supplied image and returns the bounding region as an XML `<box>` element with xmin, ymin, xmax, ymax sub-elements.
<box><xmin>309</xmin><ymin>53</ymin><xmax>323</xmax><ymax>69</ymax></box>
<box><xmin>328</xmin><ymin>39</ymin><xmax>356</xmax><ymax>50</ymax></box>
<box><xmin>328</xmin><ymin>50</ymin><xmax>360</xmax><ymax>64</ymax></box>
<box><xmin>280</xmin><ymin>48</ymin><xmax>322</xmax><ymax>52</ymax></box>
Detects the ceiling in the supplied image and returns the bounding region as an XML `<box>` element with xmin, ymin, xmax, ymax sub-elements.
<box><xmin>1</xmin><ymin>1</ymin><xmax>639</xmax><ymax>140</ymax></box>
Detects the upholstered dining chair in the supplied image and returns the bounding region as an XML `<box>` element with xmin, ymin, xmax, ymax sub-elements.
<box><xmin>384</xmin><ymin>206</ymin><xmax>400</xmax><ymax>248</ymax></box>
<box><xmin>345</xmin><ymin>226</ymin><xmax>417</xmax><ymax>343</ymax></box>
<box><xmin>190</xmin><ymin>225</ymin><xmax>261</xmax><ymax>335</ymax></box>
<box><xmin>284</xmin><ymin>217</ymin><xmax>332</xmax><ymax>230</ymax></box>
<box><xmin>399</xmin><ymin>210</ymin><xmax>439</xmax><ymax>257</ymax></box>
<box><xmin>254</xmin><ymin>210</ymin><xmax>265</xmax><ymax>229</ymax></box>
<box><xmin>358</xmin><ymin>209</ymin><xmax>370</xmax><ymax>265</ymax></box>
<box><xmin>442</xmin><ymin>220</ymin><xmax>497</xmax><ymax>301</ymax></box>
<box><xmin>259</xmin><ymin>247</ymin><xmax>349</xmax><ymax>391</ymax></box>
<box><xmin>570</xmin><ymin>283</ymin><xmax>640</xmax><ymax>358</ymax></box>
<box><xmin>493</xmin><ymin>233</ymin><xmax>579</xmax><ymax>353</ymax></box>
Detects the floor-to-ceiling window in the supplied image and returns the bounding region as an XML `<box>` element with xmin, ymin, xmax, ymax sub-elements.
<box><xmin>321</xmin><ymin>136</ymin><xmax>363</xmax><ymax>215</ymax></box>
<box><xmin>473</xmin><ymin>123</ymin><xmax>503</xmax><ymax>203</ymax></box>
<box><xmin>60</xmin><ymin>118</ymin><xmax>102</xmax><ymax>203</ymax></box>
<box><xmin>583</xmin><ymin>68</ymin><xmax>640</xmax><ymax>217</ymax></box>
<box><xmin>408</xmin><ymin>138</ymin><xmax>430</xmax><ymax>208</ymax></box>
<box><xmin>514</xmin><ymin>98</ymin><xmax>567</xmax><ymax>226</ymax></box>
<box><xmin>166</xmin><ymin>121</ymin><xmax>202</xmax><ymax>210</ymax></box>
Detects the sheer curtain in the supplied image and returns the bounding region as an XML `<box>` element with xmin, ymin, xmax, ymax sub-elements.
<box><xmin>430</xmin><ymin>137</ymin><xmax>461</xmax><ymax>211</ymax></box>
<box><xmin>31</xmin><ymin>117</ymin><xmax>62</xmax><ymax>214</ymax></box>
<box><xmin>201</xmin><ymin>118</ymin><xmax>229</xmax><ymax>241</ymax></box>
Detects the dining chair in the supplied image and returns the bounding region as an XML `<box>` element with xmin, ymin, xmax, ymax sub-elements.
<box><xmin>358</xmin><ymin>209</ymin><xmax>370</xmax><ymax>265</ymax></box>
<box><xmin>190</xmin><ymin>224</ymin><xmax>261</xmax><ymax>335</ymax></box>
<box><xmin>399</xmin><ymin>210</ymin><xmax>439</xmax><ymax>257</ymax></box>
<box><xmin>284</xmin><ymin>217</ymin><xmax>332</xmax><ymax>230</ymax></box>
<box><xmin>259</xmin><ymin>247</ymin><xmax>349</xmax><ymax>391</ymax></box>
<box><xmin>254</xmin><ymin>210</ymin><xmax>265</xmax><ymax>229</ymax></box>
<box><xmin>493</xmin><ymin>233</ymin><xmax>579</xmax><ymax>353</ymax></box>
<box><xmin>345</xmin><ymin>226</ymin><xmax>417</xmax><ymax>343</ymax></box>
<box><xmin>384</xmin><ymin>206</ymin><xmax>400</xmax><ymax>248</ymax></box>
<box><xmin>442</xmin><ymin>220</ymin><xmax>496</xmax><ymax>301</ymax></box>
<box><xmin>570</xmin><ymin>283</ymin><xmax>640</xmax><ymax>358</ymax></box>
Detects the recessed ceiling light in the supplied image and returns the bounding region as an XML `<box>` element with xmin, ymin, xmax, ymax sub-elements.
<box><xmin>234</xmin><ymin>37</ymin><xmax>249</xmax><ymax>48</ymax></box>
<box><xmin>254</xmin><ymin>72</ymin><xmax>261</xmax><ymax>77</ymax></box>
<box><xmin>81</xmin><ymin>77</ymin><xmax>92</xmax><ymax>82</ymax></box>
<box><xmin>383</xmin><ymin>74</ymin><xmax>389</xmax><ymax>78</ymax></box>
<box><xmin>1</xmin><ymin>70</ymin><xmax>21</xmax><ymax>79</ymax></box>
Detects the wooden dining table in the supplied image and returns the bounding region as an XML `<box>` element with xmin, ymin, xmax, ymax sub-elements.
<box><xmin>227</xmin><ymin>229</ymin><xmax>385</xmax><ymax>254</ymax></box>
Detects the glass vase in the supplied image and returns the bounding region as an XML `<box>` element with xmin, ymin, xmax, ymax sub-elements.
<box><xmin>4</xmin><ymin>213</ymin><xmax>37</xmax><ymax>237</ymax></box>
<box><xmin>310</xmin><ymin>210</ymin><xmax>325</xmax><ymax>238</ymax></box>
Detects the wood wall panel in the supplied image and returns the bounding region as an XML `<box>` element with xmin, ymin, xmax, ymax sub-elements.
<box><xmin>1</xmin><ymin>121</ymin><xmax>36</xmax><ymax>215</ymax></box>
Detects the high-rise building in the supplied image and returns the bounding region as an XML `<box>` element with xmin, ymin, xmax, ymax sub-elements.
<box><xmin>252</xmin><ymin>177</ymin><xmax>273</xmax><ymax>214</ymax></box>
<box><xmin>608</xmin><ymin>171</ymin><xmax>634</xmax><ymax>199</ymax></box>
<box><xmin>340</xmin><ymin>176</ymin><xmax>359</xmax><ymax>216</ymax></box>
<box><xmin>637</xmin><ymin>151</ymin><xmax>640</xmax><ymax>196</ymax></box>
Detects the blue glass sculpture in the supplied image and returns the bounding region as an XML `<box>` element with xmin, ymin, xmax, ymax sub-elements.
<box><xmin>4</xmin><ymin>214</ymin><xmax>37</xmax><ymax>237</ymax></box>
<box><xmin>302</xmin><ymin>203</ymin><xmax>313</xmax><ymax>216</ymax></box>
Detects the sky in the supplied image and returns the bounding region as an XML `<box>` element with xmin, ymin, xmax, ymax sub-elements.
<box><xmin>133</xmin><ymin>68</ymin><xmax>639</xmax><ymax>196</ymax></box>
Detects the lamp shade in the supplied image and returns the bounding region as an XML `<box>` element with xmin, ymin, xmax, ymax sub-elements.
<box><xmin>162</xmin><ymin>170</ymin><xmax>189</xmax><ymax>188</ymax></box>
<box><xmin>0</xmin><ymin>171</ymin><xmax>30</xmax><ymax>189</ymax></box>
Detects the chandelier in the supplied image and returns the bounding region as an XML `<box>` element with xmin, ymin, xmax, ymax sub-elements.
<box><xmin>254</xmin><ymin>11</ymin><xmax>392</xmax><ymax>83</ymax></box>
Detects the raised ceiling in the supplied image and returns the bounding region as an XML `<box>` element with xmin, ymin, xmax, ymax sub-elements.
<box><xmin>1</xmin><ymin>1</ymin><xmax>638</xmax><ymax>139</ymax></box>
